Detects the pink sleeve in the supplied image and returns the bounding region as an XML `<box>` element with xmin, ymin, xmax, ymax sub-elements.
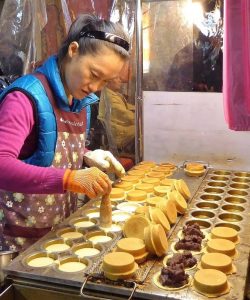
<box><xmin>0</xmin><ymin>91</ymin><xmax>66</xmax><ymax>194</ymax></box>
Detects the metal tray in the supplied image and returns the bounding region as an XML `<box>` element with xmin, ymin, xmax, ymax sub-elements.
<box><xmin>4</xmin><ymin>167</ymin><xmax>250</xmax><ymax>299</ymax></box>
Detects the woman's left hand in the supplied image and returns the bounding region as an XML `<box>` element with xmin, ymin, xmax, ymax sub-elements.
<box><xmin>84</xmin><ymin>149</ymin><xmax>125</xmax><ymax>177</ymax></box>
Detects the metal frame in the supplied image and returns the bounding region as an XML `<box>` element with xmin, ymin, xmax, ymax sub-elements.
<box><xmin>135</xmin><ymin>0</ymin><xmax>143</xmax><ymax>163</ymax></box>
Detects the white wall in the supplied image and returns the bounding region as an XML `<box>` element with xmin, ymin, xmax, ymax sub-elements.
<box><xmin>143</xmin><ymin>91</ymin><xmax>250</xmax><ymax>170</ymax></box>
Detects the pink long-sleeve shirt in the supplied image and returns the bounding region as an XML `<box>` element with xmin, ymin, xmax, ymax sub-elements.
<box><xmin>0</xmin><ymin>91</ymin><xmax>66</xmax><ymax>194</ymax></box>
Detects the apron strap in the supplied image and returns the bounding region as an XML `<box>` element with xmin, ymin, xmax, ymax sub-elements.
<box><xmin>34</xmin><ymin>72</ymin><xmax>57</xmax><ymax>106</ymax></box>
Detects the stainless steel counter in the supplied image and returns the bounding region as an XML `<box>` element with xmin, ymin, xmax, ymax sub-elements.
<box><xmin>2</xmin><ymin>167</ymin><xmax>250</xmax><ymax>300</ymax></box>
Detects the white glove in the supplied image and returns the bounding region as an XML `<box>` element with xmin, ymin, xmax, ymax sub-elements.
<box><xmin>84</xmin><ymin>150</ymin><xmax>125</xmax><ymax>177</ymax></box>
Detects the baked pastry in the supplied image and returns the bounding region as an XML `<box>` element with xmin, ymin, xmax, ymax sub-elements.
<box><xmin>113</xmin><ymin>181</ymin><xmax>133</xmax><ymax>191</ymax></box>
<box><xmin>144</xmin><ymin>225</ymin><xmax>155</xmax><ymax>254</ymax></box>
<box><xmin>200</xmin><ymin>253</ymin><xmax>235</xmax><ymax>274</ymax></box>
<box><xmin>135</xmin><ymin>183</ymin><xmax>154</xmax><ymax>194</ymax></box>
<box><xmin>127</xmin><ymin>169</ymin><xmax>146</xmax><ymax>178</ymax></box>
<box><xmin>174</xmin><ymin>179</ymin><xmax>191</xmax><ymax>200</ymax></box>
<box><xmin>160</xmin><ymin>178</ymin><xmax>175</xmax><ymax>187</ymax></box>
<box><xmin>135</xmin><ymin>205</ymin><xmax>149</xmax><ymax>215</ymax></box>
<box><xmin>102</xmin><ymin>252</ymin><xmax>138</xmax><ymax>280</ymax></box>
<box><xmin>152</xmin><ymin>166</ymin><xmax>173</xmax><ymax>176</ymax></box>
<box><xmin>110</xmin><ymin>188</ymin><xmax>125</xmax><ymax>201</ymax></box>
<box><xmin>151</xmin><ymin>224</ymin><xmax>169</xmax><ymax>257</ymax></box>
<box><xmin>123</xmin><ymin>215</ymin><xmax>150</xmax><ymax>240</ymax></box>
<box><xmin>142</xmin><ymin>177</ymin><xmax>161</xmax><ymax>186</ymax></box>
<box><xmin>126</xmin><ymin>190</ymin><xmax>147</xmax><ymax>202</ymax></box>
<box><xmin>211</xmin><ymin>226</ymin><xmax>238</xmax><ymax>243</ymax></box>
<box><xmin>206</xmin><ymin>238</ymin><xmax>236</xmax><ymax>257</ymax></box>
<box><xmin>193</xmin><ymin>269</ymin><xmax>230</xmax><ymax>296</ymax></box>
<box><xmin>154</xmin><ymin>186</ymin><xmax>171</xmax><ymax>197</ymax></box>
<box><xmin>139</xmin><ymin>161</ymin><xmax>156</xmax><ymax>167</ymax></box>
<box><xmin>186</xmin><ymin>162</ymin><xmax>204</xmax><ymax>171</ymax></box>
<box><xmin>144</xmin><ymin>224</ymin><xmax>168</xmax><ymax>257</ymax></box>
<box><xmin>116</xmin><ymin>237</ymin><xmax>148</xmax><ymax>263</ymax></box>
<box><xmin>121</xmin><ymin>175</ymin><xmax>140</xmax><ymax>184</ymax></box>
<box><xmin>184</xmin><ymin>162</ymin><xmax>205</xmax><ymax>177</ymax></box>
<box><xmin>133</xmin><ymin>164</ymin><xmax>152</xmax><ymax>171</ymax></box>
<box><xmin>169</xmin><ymin>190</ymin><xmax>187</xmax><ymax>214</ymax></box>
<box><xmin>146</xmin><ymin>196</ymin><xmax>165</xmax><ymax>207</ymax></box>
<box><xmin>156</xmin><ymin>199</ymin><xmax>177</xmax><ymax>224</ymax></box>
<box><xmin>149</xmin><ymin>207</ymin><xmax>170</xmax><ymax>233</ymax></box>
<box><xmin>147</xmin><ymin>172</ymin><xmax>165</xmax><ymax>180</ymax></box>
<box><xmin>159</xmin><ymin>162</ymin><xmax>176</xmax><ymax>171</ymax></box>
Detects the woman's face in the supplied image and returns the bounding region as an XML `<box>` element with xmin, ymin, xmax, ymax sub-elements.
<box><xmin>63</xmin><ymin>42</ymin><xmax>126</xmax><ymax>100</ymax></box>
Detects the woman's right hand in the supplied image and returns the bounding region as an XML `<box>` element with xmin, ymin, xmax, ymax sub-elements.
<box><xmin>63</xmin><ymin>167</ymin><xmax>112</xmax><ymax>199</ymax></box>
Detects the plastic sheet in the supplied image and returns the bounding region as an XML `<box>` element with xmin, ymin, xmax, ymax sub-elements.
<box><xmin>88</xmin><ymin>1</ymin><xmax>136</xmax><ymax>162</ymax></box>
<box><xmin>0</xmin><ymin>0</ymin><xmax>48</xmax><ymax>75</ymax></box>
<box><xmin>142</xmin><ymin>0</ymin><xmax>223</xmax><ymax>92</ymax></box>
<box><xmin>0</xmin><ymin>0</ymin><xmax>136</xmax><ymax>161</ymax></box>
<box><xmin>223</xmin><ymin>0</ymin><xmax>250</xmax><ymax>130</ymax></box>
<box><xmin>0</xmin><ymin>0</ymin><xmax>130</xmax><ymax>74</ymax></box>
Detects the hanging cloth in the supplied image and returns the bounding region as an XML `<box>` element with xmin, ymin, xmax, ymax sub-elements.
<box><xmin>223</xmin><ymin>0</ymin><xmax>250</xmax><ymax>130</ymax></box>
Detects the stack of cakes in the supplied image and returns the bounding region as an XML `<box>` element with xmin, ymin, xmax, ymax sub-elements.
<box><xmin>116</xmin><ymin>237</ymin><xmax>149</xmax><ymax>263</ymax></box>
<box><xmin>144</xmin><ymin>224</ymin><xmax>169</xmax><ymax>257</ymax></box>
<box><xmin>184</xmin><ymin>162</ymin><xmax>206</xmax><ymax>177</ymax></box>
<box><xmin>123</xmin><ymin>214</ymin><xmax>169</xmax><ymax>257</ymax></box>
<box><xmin>205</xmin><ymin>226</ymin><xmax>239</xmax><ymax>259</ymax></box>
<box><xmin>102</xmin><ymin>252</ymin><xmax>138</xmax><ymax>280</ymax></box>
<box><xmin>156</xmin><ymin>198</ymin><xmax>177</xmax><ymax>225</ymax></box>
<box><xmin>168</xmin><ymin>190</ymin><xmax>187</xmax><ymax>214</ymax></box>
<box><xmin>193</xmin><ymin>226</ymin><xmax>239</xmax><ymax>296</ymax></box>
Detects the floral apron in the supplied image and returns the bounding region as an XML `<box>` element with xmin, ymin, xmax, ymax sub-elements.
<box><xmin>0</xmin><ymin>74</ymin><xmax>87</xmax><ymax>252</ymax></box>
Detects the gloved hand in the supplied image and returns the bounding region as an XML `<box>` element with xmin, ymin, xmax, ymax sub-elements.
<box><xmin>84</xmin><ymin>150</ymin><xmax>125</xmax><ymax>177</ymax></box>
<box><xmin>63</xmin><ymin>167</ymin><xmax>112</xmax><ymax>199</ymax></box>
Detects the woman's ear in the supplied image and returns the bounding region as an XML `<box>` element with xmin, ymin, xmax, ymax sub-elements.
<box><xmin>68</xmin><ymin>41</ymin><xmax>79</xmax><ymax>58</ymax></box>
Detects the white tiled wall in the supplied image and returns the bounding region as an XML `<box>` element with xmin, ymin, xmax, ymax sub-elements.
<box><xmin>143</xmin><ymin>91</ymin><xmax>250</xmax><ymax>170</ymax></box>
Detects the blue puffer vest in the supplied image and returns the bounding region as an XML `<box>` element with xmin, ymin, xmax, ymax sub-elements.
<box><xmin>0</xmin><ymin>56</ymin><xmax>98</xmax><ymax>167</ymax></box>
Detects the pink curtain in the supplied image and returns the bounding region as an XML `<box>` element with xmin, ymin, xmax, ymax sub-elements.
<box><xmin>223</xmin><ymin>0</ymin><xmax>250</xmax><ymax>130</ymax></box>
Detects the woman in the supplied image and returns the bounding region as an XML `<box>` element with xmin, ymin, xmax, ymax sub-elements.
<box><xmin>0</xmin><ymin>14</ymin><xmax>129</xmax><ymax>252</ymax></box>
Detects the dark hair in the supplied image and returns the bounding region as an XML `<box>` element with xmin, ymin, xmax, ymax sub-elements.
<box><xmin>58</xmin><ymin>14</ymin><xmax>129</xmax><ymax>64</ymax></box>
